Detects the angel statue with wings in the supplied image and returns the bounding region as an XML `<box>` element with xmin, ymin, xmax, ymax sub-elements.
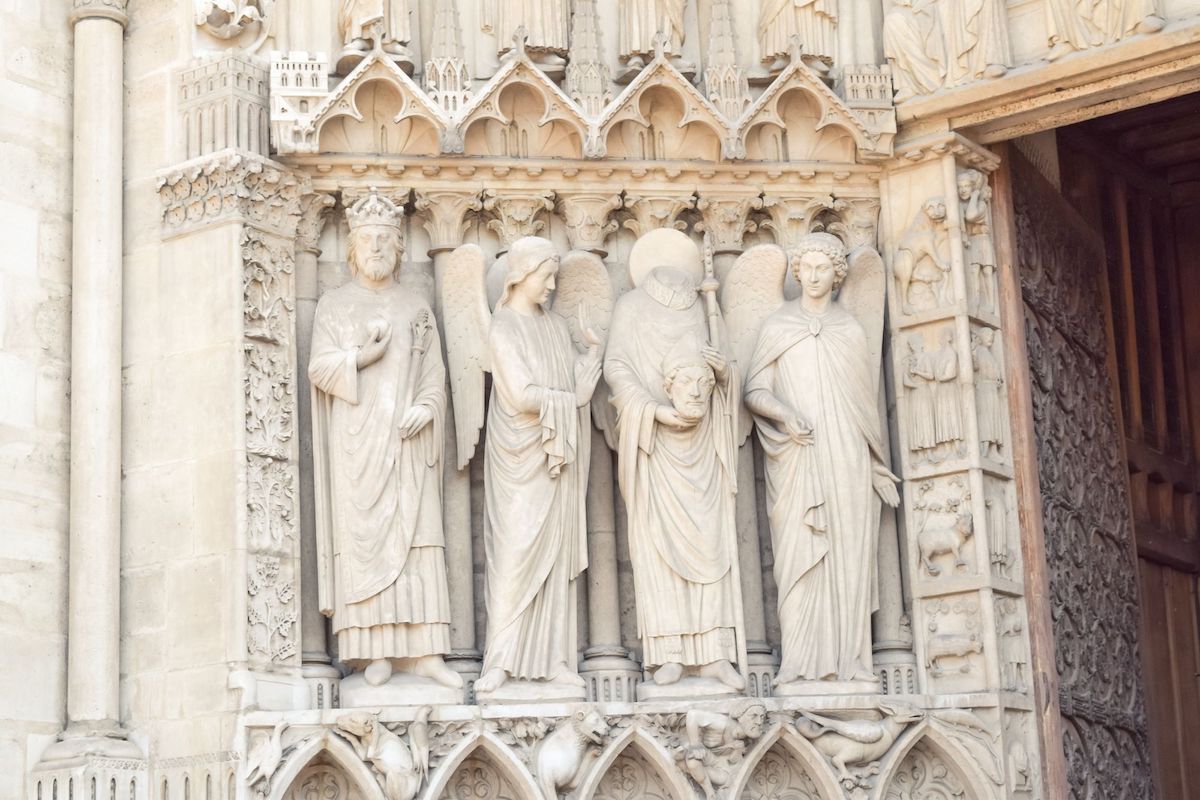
<box><xmin>309</xmin><ymin>191</ymin><xmax>462</xmax><ymax>704</ymax></box>
<box><xmin>442</xmin><ymin>236</ymin><xmax>611</xmax><ymax>701</ymax></box>
<box><xmin>730</xmin><ymin>232</ymin><xmax>900</xmax><ymax>694</ymax></box>
<box><xmin>605</xmin><ymin>228</ymin><xmax>747</xmax><ymax>698</ymax></box>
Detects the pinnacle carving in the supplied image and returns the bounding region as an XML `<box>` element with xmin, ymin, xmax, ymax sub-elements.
<box><xmin>704</xmin><ymin>0</ymin><xmax>750</xmax><ymax>122</ymax></box>
<box><xmin>565</xmin><ymin>0</ymin><xmax>611</xmax><ymax>118</ymax></box>
<box><xmin>425</xmin><ymin>0</ymin><xmax>471</xmax><ymax>115</ymax></box>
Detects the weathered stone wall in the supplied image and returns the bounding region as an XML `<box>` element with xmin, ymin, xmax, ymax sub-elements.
<box><xmin>0</xmin><ymin>1</ymin><xmax>74</xmax><ymax>797</ymax></box>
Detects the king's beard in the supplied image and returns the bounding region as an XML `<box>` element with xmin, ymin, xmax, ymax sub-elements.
<box><xmin>359</xmin><ymin>257</ymin><xmax>394</xmax><ymax>282</ymax></box>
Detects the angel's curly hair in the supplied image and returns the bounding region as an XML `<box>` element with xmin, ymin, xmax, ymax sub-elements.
<box><xmin>789</xmin><ymin>232</ymin><xmax>849</xmax><ymax>289</ymax></box>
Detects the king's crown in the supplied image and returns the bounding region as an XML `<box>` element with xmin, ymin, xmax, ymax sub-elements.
<box><xmin>346</xmin><ymin>189</ymin><xmax>403</xmax><ymax>231</ymax></box>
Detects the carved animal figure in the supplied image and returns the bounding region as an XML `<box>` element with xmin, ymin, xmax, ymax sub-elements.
<box><xmin>926</xmin><ymin>633</ymin><xmax>984</xmax><ymax>674</ymax></box>
<box><xmin>893</xmin><ymin>199</ymin><xmax>950</xmax><ymax>314</ymax></box>
<box><xmin>919</xmin><ymin>510</ymin><xmax>974</xmax><ymax>576</ymax></box>
<box><xmin>243</xmin><ymin>721</ymin><xmax>288</xmax><ymax>792</ymax></box>
<box><xmin>535</xmin><ymin>709</ymin><xmax>609</xmax><ymax>799</ymax></box>
<box><xmin>335</xmin><ymin>707</ymin><xmax>432</xmax><ymax>800</ymax></box>
<box><xmin>795</xmin><ymin>704</ymin><xmax>924</xmax><ymax>781</ymax></box>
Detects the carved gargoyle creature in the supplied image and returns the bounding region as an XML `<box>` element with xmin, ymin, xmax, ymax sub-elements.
<box><xmin>244</xmin><ymin>721</ymin><xmax>288</xmax><ymax>797</ymax></box>
<box><xmin>795</xmin><ymin>703</ymin><xmax>924</xmax><ymax>782</ymax></box>
<box><xmin>679</xmin><ymin>701</ymin><xmax>766</xmax><ymax>799</ymax></box>
<box><xmin>335</xmin><ymin>707</ymin><xmax>432</xmax><ymax>800</ymax></box>
<box><xmin>534</xmin><ymin>709</ymin><xmax>610</xmax><ymax>799</ymax></box>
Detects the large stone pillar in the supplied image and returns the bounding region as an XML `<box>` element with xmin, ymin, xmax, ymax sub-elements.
<box><xmin>34</xmin><ymin>0</ymin><xmax>141</xmax><ymax>768</ymax></box>
<box><xmin>295</xmin><ymin>192</ymin><xmax>339</xmax><ymax>708</ymax></box>
<box><xmin>416</xmin><ymin>189</ymin><xmax>485</xmax><ymax>690</ymax></box>
<box><xmin>698</xmin><ymin>190</ymin><xmax>778</xmax><ymax>696</ymax></box>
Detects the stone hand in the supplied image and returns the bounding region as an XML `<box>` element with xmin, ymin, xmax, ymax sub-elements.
<box><xmin>784</xmin><ymin>412</ymin><xmax>814</xmax><ymax>445</ymax></box>
<box><xmin>357</xmin><ymin>321</ymin><xmax>392</xmax><ymax>368</ymax></box>
<box><xmin>872</xmin><ymin>462</ymin><xmax>901</xmax><ymax>507</ymax></box>
<box><xmin>702</xmin><ymin>345</ymin><xmax>728</xmax><ymax>382</ymax></box>
<box><xmin>655</xmin><ymin>404</ymin><xmax>698</xmax><ymax>430</ymax></box>
<box><xmin>397</xmin><ymin>405</ymin><xmax>433</xmax><ymax>439</ymax></box>
<box><xmin>575</xmin><ymin>356</ymin><xmax>602</xmax><ymax>406</ymax></box>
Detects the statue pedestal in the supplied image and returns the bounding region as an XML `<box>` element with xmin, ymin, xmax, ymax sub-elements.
<box><xmin>340</xmin><ymin>671</ymin><xmax>463</xmax><ymax>707</ymax></box>
<box><xmin>636</xmin><ymin>676</ymin><xmax>740</xmax><ymax>702</ymax></box>
<box><xmin>774</xmin><ymin>678</ymin><xmax>882</xmax><ymax>697</ymax></box>
<box><xmin>476</xmin><ymin>679</ymin><xmax>586</xmax><ymax>705</ymax></box>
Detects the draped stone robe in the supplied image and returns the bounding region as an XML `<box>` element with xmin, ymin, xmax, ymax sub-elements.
<box><xmin>619</xmin><ymin>0</ymin><xmax>686</xmax><ymax>58</ymax></box>
<box><xmin>746</xmin><ymin>302</ymin><xmax>884</xmax><ymax>682</ymax></box>
<box><xmin>605</xmin><ymin>270</ymin><xmax>740</xmax><ymax>669</ymax></box>
<box><xmin>339</xmin><ymin>0</ymin><xmax>410</xmax><ymax>45</ymax></box>
<box><xmin>482</xmin><ymin>306</ymin><xmax>590</xmax><ymax>680</ymax></box>
<box><xmin>759</xmin><ymin>0</ymin><xmax>838</xmax><ymax>64</ymax></box>
<box><xmin>309</xmin><ymin>282</ymin><xmax>451</xmax><ymax>664</ymax></box>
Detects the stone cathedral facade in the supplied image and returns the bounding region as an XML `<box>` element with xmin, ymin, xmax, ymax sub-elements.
<box><xmin>4</xmin><ymin>0</ymin><xmax>1198</xmax><ymax>798</ymax></box>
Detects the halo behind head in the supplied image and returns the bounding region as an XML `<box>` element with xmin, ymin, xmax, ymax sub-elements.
<box><xmin>629</xmin><ymin>229</ymin><xmax>703</xmax><ymax>288</ymax></box>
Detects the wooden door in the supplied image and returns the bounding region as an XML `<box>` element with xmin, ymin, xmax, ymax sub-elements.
<box><xmin>1000</xmin><ymin>144</ymin><xmax>1156</xmax><ymax>798</ymax></box>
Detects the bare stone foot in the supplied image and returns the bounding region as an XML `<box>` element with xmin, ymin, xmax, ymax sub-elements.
<box><xmin>653</xmin><ymin>662</ymin><xmax>684</xmax><ymax>685</ymax></box>
<box><xmin>364</xmin><ymin>658</ymin><xmax>393</xmax><ymax>686</ymax></box>
<box><xmin>551</xmin><ymin>663</ymin><xmax>586</xmax><ymax>688</ymax></box>
<box><xmin>983</xmin><ymin>63</ymin><xmax>1007</xmax><ymax>79</ymax></box>
<box><xmin>773</xmin><ymin>669</ymin><xmax>799</xmax><ymax>687</ymax></box>
<box><xmin>414</xmin><ymin>655</ymin><xmax>464</xmax><ymax>689</ymax></box>
<box><xmin>475</xmin><ymin>666</ymin><xmax>507</xmax><ymax>694</ymax></box>
<box><xmin>701</xmin><ymin>659</ymin><xmax>746</xmax><ymax>691</ymax></box>
<box><xmin>1136</xmin><ymin>14</ymin><xmax>1165</xmax><ymax>32</ymax></box>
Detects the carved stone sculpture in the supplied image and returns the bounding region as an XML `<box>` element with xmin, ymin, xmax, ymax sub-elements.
<box><xmin>958</xmin><ymin>169</ymin><xmax>997</xmax><ymax>313</ymax></box>
<box><xmin>309</xmin><ymin>192</ymin><xmax>462</xmax><ymax>703</ymax></box>
<box><xmin>941</xmin><ymin>0</ymin><xmax>1011</xmax><ymax>83</ymax></box>
<box><xmin>903</xmin><ymin>335</ymin><xmax>938</xmax><ymax>457</ymax></box>
<box><xmin>535</xmin><ymin>709</ymin><xmax>611</xmax><ymax>798</ymax></box>
<box><xmin>605</xmin><ymin>230</ymin><xmax>746</xmax><ymax>698</ymax></box>
<box><xmin>442</xmin><ymin>238</ymin><xmax>612</xmax><ymax>702</ymax></box>
<box><xmin>337</xmin><ymin>0</ymin><xmax>413</xmax><ymax>73</ymax></box>
<box><xmin>334</xmin><ymin>708</ymin><xmax>431</xmax><ymax>800</ymax></box>
<box><xmin>737</xmin><ymin>233</ymin><xmax>899</xmax><ymax>693</ymax></box>
<box><xmin>244</xmin><ymin>721</ymin><xmax>288</xmax><ymax>797</ymax></box>
<box><xmin>758</xmin><ymin>0</ymin><xmax>838</xmax><ymax>73</ymax></box>
<box><xmin>486</xmin><ymin>1</ymin><xmax>570</xmax><ymax>67</ymax></box>
<box><xmin>883</xmin><ymin>0</ymin><xmax>946</xmax><ymax>102</ymax></box>
<box><xmin>680</xmin><ymin>701</ymin><xmax>766</xmax><ymax>799</ymax></box>
<box><xmin>893</xmin><ymin>198</ymin><xmax>950</xmax><ymax>314</ymax></box>
<box><xmin>1045</xmin><ymin>0</ymin><xmax>1163</xmax><ymax>61</ymax></box>
<box><xmin>795</xmin><ymin>703</ymin><xmax>923</xmax><ymax>783</ymax></box>
<box><xmin>918</xmin><ymin>510</ymin><xmax>974</xmax><ymax>576</ymax></box>
<box><xmin>930</xmin><ymin>326</ymin><xmax>964</xmax><ymax>459</ymax></box>
<box><xmin>618</xmin><ymin>0</ymin><xmax>688</xmax><ymax>77</ymax></box>
<box><xmin>972</xmin><ymin>327</ymin><xmax>1004</xmax><ymax>459</ymax></box>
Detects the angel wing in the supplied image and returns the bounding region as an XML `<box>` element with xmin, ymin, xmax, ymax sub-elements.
<box><xmin>552</xmin><ymin>250</ymin><xmax>617</xmax><ymax>447</ymax></box>
<box><xmin>441</xmin><ymin>243</ymin><xmax>492</xmax><ymax>470</ymax></box>
<box><xmin>836</xmin><ymin>245</ymin><xmax>887</xmax><ymax>393</ymax></box>
<box><xmin>721</xmin><ymin>244</ymin><xmax>788</xmax><ymax>443</ymax></box>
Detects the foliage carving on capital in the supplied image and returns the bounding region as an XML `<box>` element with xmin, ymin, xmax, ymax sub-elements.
<box><xmin>622</xmin><ymin>192</ymin><xmax>695</xmax><ymax>238</ymax></box>
<box><xmin>696</xmin><ymin>194</ymin><xmax>763</xmax><ymax>253</ymax></box>
<box><xmin>557</xmin><ymin>192</ymin><xmax>622</xmax><ymax>254</ymax></box>
<box><xmin>482</xmin><ymin>190</ymin><xmax>556</xmax><ymax>248</ymax></box>
<box><xmin>296</xmin><ymin>193</ymin><xmax>336</xmax><ymax>254</ymax></box>
<box><xmin>759</xmin><ymin>193</ymin><xmax>844</xmax><ymax>252</ymax></box>
<box><xmin>415</xmin><ymin>190</ymin><xmax>484</xmax><ymax>253</ymax></box>
<box><xmin>158</xmin><ymin>154</ymin><xmax>304</xmax><ymax>237</ymax></box>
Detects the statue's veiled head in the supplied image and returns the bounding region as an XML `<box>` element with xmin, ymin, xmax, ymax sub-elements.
<box><xmin>790</xmin><ymin>232</ymin><xmax>849</xmax><ymax>299</ymax></box>
<box><xmin>346</xmin><ymin>191</ymin><xmax>405</xmax><ymax>283</ymax></box>
<box><xmin>662</xmin><ymin>334</ymin><xmax>715</xmax><ymax>422</ymax></box>
<box><xmin>501</xmin><ymin>236</ymin><xmax>560</xmax><ymax>309</ymax></box>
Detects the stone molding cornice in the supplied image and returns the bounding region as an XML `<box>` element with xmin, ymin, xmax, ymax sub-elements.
<box><xmin>891</xmin><ymin>132</ymin><xmax>1001</xmax><ymax>173</ymax></box>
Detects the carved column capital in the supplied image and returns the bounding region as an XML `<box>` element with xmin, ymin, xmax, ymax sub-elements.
<box><xmin>70</xmin><ymin>0</ymin><xmax>128</xmax><ymax>26</ymax></box>
<box><xmin>696</xmin><ymin>193</ymin><xmax>763</xmax><ymax>254</ymax></box>
<box><xmin>158</xmin><ymin>153</ymin><xmax>305</xmax><ymax>239</ymax></box>
<box><xmin>759</xmin><ymin>193</ymin><xmax>844</xmax><ymax>252</ymax></box>
<box><xmin>840</xmin><ymin>197</ymin><xmax>881</xmax><ymax>251</ymax></box>
<box><xmin>557</xmin><ymin>191</ymin><xmax>622</xmax><ymax>255</ymax></box>
<box><xmin>415</xmin><ymin>190</ymin><xmax>484</xmax><ymax>254</ymax></box>
<box><xmin>482</xmin><ymin>189</ymin><xmax>556</xmax><ymax>251</ymax></box>
<box><xmin>622</xmin><ymin>191</ymin><xmax>696</xmax><ymax>238</ymax></box>
<box><xmin>296</xmin><ymin>193</ymin><xmax>336</xmax><ymax>255</ymax></box>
